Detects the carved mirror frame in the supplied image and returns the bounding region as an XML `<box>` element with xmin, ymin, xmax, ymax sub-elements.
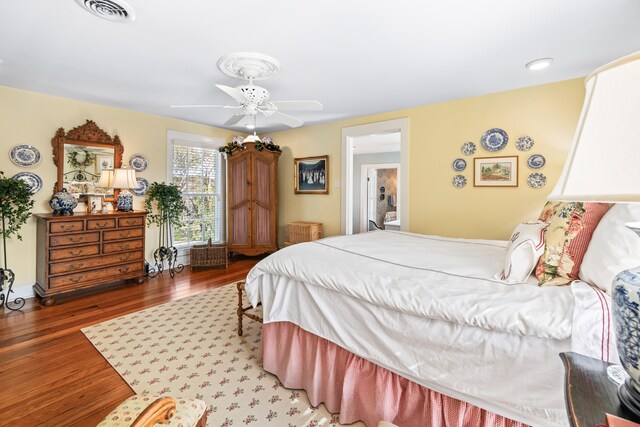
<box><xmin>52</xmin><ymin>120</ymin><xmax>124</xmax><ymax>203</ymax></box>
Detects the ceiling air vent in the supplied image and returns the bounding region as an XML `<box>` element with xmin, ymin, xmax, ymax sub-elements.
<box><xmin>75</xmin><ymin>0</ymin><xmax>136</xmax><ymax>23</ymax></box>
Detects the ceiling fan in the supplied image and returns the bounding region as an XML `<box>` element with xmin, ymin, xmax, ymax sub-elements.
<box><xmin>170</xmin><ymin>52</ymin><xmax>323</xmax><ymax>128</ymax></box>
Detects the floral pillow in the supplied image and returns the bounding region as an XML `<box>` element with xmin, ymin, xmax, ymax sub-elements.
<box><xmin>535</xmin><ymin>202</ymin><xmax>611</xmax><ymax>286</ymax></box>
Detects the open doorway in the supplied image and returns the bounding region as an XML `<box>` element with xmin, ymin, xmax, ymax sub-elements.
<box><xmin>341</xmin><ymin>118</ymin><xmax>409</xmax><ymax>235</ymax></box>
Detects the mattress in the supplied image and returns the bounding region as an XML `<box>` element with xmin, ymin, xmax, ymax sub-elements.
<box><xmin>245</xmin><ymin>231</ymin><xmax>617</xmax><ymax>426</ymax></box>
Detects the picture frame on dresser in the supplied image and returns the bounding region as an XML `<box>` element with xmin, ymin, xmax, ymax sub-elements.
<box><xmin>87</xmin><ymin>195</ymin><xmax>103</xmax><ymax>214</ymax></box>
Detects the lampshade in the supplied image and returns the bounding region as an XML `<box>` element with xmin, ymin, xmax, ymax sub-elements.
<box><xmin>111</xmin><ymin>168</ymin><xmax>137</xmax><ymax>189</ymax></box>
<box><xmin>97</xmin><ymin>169</ymin><xmax>115</xmax><ymax>188</ymax></box>
<box><xmin>548</xmin><ymin>51</ymin><xmax>640</xmax><ymax>202</ymax></box>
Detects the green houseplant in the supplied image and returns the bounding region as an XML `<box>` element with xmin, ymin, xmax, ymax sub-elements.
<box><xmin>144</xmin><ymin>182</ymin><xmax>187</xmax><ymax>278</ymax></box>
<box><xmin>0</xmin><ymin>171</ymin><xmax>35</xmax><ymax>310</ymax></box>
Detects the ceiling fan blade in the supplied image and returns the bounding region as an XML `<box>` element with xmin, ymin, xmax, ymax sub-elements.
<box><xmin>215</xmin><ymin>84</ymin><xmax>249</xmax><ymax>104</ymax></box>
<box><xmin>168</xmin><ymin>104</ymin><xmax>242</xmax><ymax>109</ymax></box>
<box><xmin>224</xmin><ymin>114</ymin><xmax>246</xmax><ymax>126</ymax></box>
<box><xmin>270</xmin><ymin>111</ymin><xmax>304</xmax><ymax>128</ymax></box>
<box><xmin>270</xmin><ymin>100</ymin><xmax>323</xmax><ymax>111</ymax></box>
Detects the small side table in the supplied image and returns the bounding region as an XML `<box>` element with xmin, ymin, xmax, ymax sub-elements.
<box><xmin>560</xmin><ymin>352</ymin><xmax>640</xmax><ymax>426</ymax></box>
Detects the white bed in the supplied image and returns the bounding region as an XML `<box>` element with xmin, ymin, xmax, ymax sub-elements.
<box><xmin>245</xmin><ymin>230</ymin><xmax>617</xmax><ymax>427</ymax></box>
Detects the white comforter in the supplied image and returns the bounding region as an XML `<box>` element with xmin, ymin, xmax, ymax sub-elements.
<box><xmin>245</xmin><ymin>231</ymin><xmax>617</xmax><ymax>426</ymax></box>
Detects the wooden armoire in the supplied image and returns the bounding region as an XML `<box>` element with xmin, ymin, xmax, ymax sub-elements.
<box><xmin>226</xmin><ymin>142</ymin><xmax>280</xmax><ymax>256</ymax></box>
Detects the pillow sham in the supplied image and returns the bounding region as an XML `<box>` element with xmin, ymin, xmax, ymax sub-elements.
<box><xmin>535</xmin><ymin>202</ymin><xmax>611</xmax><ymax>286</ymax></box>
<box><xmin>579</xmin><ymin>203</ymin><xmax>640</xmax><ymax>294</ymax></box>
<box><xmin>499</xmin><ymin>221</ymin><xmax>548</xmax><ymax>284</ymax></box>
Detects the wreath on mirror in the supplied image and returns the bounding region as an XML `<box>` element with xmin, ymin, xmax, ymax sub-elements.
<box><xmin>66</xmin><ymin>147</ymin><xmax>96</xmax><ymax>169</ymax></box>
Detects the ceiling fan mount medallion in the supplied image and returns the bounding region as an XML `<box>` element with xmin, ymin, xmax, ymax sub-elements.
<box><xmin>170</xmin><ymin>52</ymin><xmax>322</xmax><ymax>129</ymax></box>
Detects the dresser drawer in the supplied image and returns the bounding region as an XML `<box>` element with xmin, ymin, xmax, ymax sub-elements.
<box><xmin>50</xmin><ymin>232</ymin><xmax>100</xmax><ymax>247</ymax></box>
<box><xmin>119</xmin><ymin>216</ymin><xmax>144</xmax><ymax>228</ymax></box>
<box><xmin>87</xmin><ymin>218</ymin><xmax>116</xmax><ymax>230</ymax></box>
<box><xmin>49</xmin><ymin>251</ymin><xmax>144</xmax><ymax>275</ymax></box>
<box><xmin>103</xmin><ymin>228</ymin><xmax>144</xmax><ymax>241</ymax></box>
<box><xmin>103</xmin><ymin>239</ymin><xmax>144</xmax><ymax>253</ymax></box>
<box><xmin>49</xmin><ymin>245</ymin><xmax>101</xmax><ymax>261</ymax></box>
<box><xmin>49</xmin><ymin>262</ymin><xmax>141</xmax><ymax>289</ymax></box>
<box><xmin>50</xmin><ymin>220</ymin><xmax>84</xmax><ymax>234</ymax></box>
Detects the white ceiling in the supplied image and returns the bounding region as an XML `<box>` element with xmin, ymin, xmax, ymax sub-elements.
<box><xmin>1</xmin><ymin>0</ymin><xmax>639</xmax><ymax>133</ymax></box>
<box><xmin>353</xmin><ymin>132</ymin><xmax>400</xmax><ymax>154</ymax></box>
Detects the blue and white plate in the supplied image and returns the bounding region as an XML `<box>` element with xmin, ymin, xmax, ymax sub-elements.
<box><xmin>461</xmin><ymin>142</ymin><xmax>476</xmax><ymax>156</ymax></box>
<box><xmin>128</xmin><ymin>154</ymin><xmax>148</xmax><ymax>172</ymax></box>
<box><xmin>527</xmin><ymin>173</ymin><xmax>547</xmax><ymax>188</ymax></box>
<box><xmin>132</xmin><ymin>177</ymin><xmax>149</xmax><ymax>196</ymax></box>
<box><xmin>516</xmin><ymin>136</ymin><xmax>534</xmax><ymax>151</ymax></box>
<box><xmin>10</xmin><ymin>145</ymin><xmax>41</xmax><ymax>167</ymax></box>
<box><xmin>452</xmin><ymin>158</ymin><xmax>467</xmax><ymax>171</ymax></box>
<box><xmin>527</xmin><ymin>154</ymin><xmax>546</xmax><ymax>169</ymax></box>
<box><xmin>452</xmin><ymin>174</ymin><xmax>467</xmax><ymax>188</ymax></box>
<box><xmin>481</xmin><ymin>128</ymin><xmax>509</xmax><ymax>152</ymax></box>
<box><xmin>12</xmin><ymin>171</ymin><xmax>43</xmax><ymax>193</ymax></box>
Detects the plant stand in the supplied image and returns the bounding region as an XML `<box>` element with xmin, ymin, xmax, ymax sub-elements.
<box><xmin>148</xmin><ymin>218</ymin><xmax>184</xmax><ymax>279</ymax></box>
<box><xmin>0</xmin><ymin>267</ymin><xmax>24</xmax><ymax>311</ymax></box>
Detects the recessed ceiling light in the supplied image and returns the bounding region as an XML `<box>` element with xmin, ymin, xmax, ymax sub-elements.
<box><xmin>525</xmin><ymin>58</ymin><xmax>554</xmax><ymax>71</ymax></box>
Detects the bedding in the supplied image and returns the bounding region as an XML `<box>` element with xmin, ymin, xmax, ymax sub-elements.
<box><xmin>499</xmin><ymin>221</ymin><xmax>548</xmax><ymax>283</ymax></box>
<box><xmin>245</xmin><ymin>231</ymin><xmax>617</xmax><ymax>427</ymax></box>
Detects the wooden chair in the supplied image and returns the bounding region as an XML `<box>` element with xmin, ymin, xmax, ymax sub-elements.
<box><xmin>98</xmin><ymin>395</ymin><xmax>207</xmax><ymax>427</ymax></box>
<box><xmin>236</xmin><ymin>281</ymin><xmax>262</xmax><ymax>336</ymax></box>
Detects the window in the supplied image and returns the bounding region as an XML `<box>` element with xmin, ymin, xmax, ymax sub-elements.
<box><xmin>167</xmin><ymin>132</ymin><xmax>225</xmax><ymax>246</ymax></box>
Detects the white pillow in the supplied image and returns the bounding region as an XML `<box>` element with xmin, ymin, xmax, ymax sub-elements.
<box><xmin>499</xmin><ymin>221</ymin><xmax>548</xmax><ymax>284</ymax></box>
<box><xmin>579</xmin><ymin>203</ymin><xmax>640</xmax><ymax>294</ymax></box>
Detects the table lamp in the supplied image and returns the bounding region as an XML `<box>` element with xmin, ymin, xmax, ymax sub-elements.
<box><xmin>548</xmin><ymin>51</ymin><xmax>640</xmax><ymax>418</ymax></box>
<box><xmin>110</xmin><ymin>167</ymin><xmax>137</xmax><ymax>211</ymax></box>
<box><xmin>97</xmin><ymin>169</ymin><xmax>116</xmax><ymax>212</ymax></box>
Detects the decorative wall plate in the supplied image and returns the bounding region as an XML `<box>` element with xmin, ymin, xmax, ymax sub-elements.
<box><xmin>452</xmin><ymin>158</ymin><xmax>467</xmax><ymax>171</ymax></box>
<box><xmin>516</xmin><ymin>136</ymin><xmax>534</xmax><ymax>151</ymax></box>
<box><xmin>132</xmin><ymin>177</ymin><xmax>149</xmax><ymax>196</ymax></box>
<box><xmin>461</xmin><ymin>142</ymin><xmax>476</xmax><ymax>156</ymax></box>
<box><xmin>527</xmin><ymin>173</ymin><xmax>547</xmax><ymax>188</ymax></box>
<box><xmin>128</xmin><ymin>154</ymin><xmax>148</xmax><ymax>172</ymax></box>
<box><xmin>9</xmin><ymin>145</ymin><xmax>41</xmax><ymax>167</ymax></box>
<box><xmin>12</xmin><ymin>171</ymin><xmax>43</xmax><ymax>193</ymax></box>
<box><xmin>527</xmin><ymin>154</ymin><xmax>546</xmax><ymax>169</ymax></box>
<box><xmin>481</xmin><ymin>128</ymin><xmax>509</xmax><ymax>152</ymax></box>
<box><xmin>452</xmin><ymin>174</ymin><xmax>467</xmax><ymax>188</ymax></box>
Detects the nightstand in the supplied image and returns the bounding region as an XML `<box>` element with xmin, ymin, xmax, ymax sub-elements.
<box><xmin>560</xmin><ymin>352</ymin><xmax>640</xmax><ymax>426</ymax></box>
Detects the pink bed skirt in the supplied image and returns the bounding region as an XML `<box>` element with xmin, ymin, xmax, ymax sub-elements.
<box><xmin>261</xmin><ymin>321</ymin><xmax>529</xmax><ymax>427</ymax></box>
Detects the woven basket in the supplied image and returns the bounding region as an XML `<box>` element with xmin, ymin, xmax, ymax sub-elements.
<box><xmin>288</xmin><ymin>221</ymin><xmax>323</xmax><ymax>244</ymax></box>
<box><xmin>190</xmin><ymin>239</ymin><xmax>228</xmax><ymax>269</ymax></box>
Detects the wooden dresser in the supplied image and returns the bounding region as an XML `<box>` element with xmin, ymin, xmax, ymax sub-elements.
<box><xmin>34</xmin><ymin>211</ymin><xmax>146</xmax><ymax>305</ymax></box>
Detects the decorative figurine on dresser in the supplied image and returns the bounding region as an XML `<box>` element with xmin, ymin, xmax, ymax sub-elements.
<box><xmin>221</xmin><ymin>135</ymin><xmax>281</xmax><ymax>256</ymax></box>
<box><xmin>33</xmin><ymin>120</ymin><xmax>146</xmax><ymax>305</ymax></box>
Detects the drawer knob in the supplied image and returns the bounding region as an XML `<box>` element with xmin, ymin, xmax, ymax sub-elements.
<box><xmin>69</xmin><ymin>263</ymin><xmax>82</xmax><ymax>269</ymax></box>
<box><xmin>69</xmin><ymin>276</ymin><xmax>82</xmax><ymax>284</ymax></box>
<box><xmin>69</xmin><ymin>237</ymin><xmax>83</xmax><ymax>243</ymax></box>
<box><xmin>96</xmin><ymin>222</ymin><xmax>109</xmax><ymax>228</ymax></box>
<box><xmin>68</xmin><ymin>249</ymin><xmax>82</xmax><ymax>256</ymax></box>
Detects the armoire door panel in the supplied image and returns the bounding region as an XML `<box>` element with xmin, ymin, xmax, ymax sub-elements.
<box><xmin>254</xmin><ymin>156</ymin><xmax>272</xmax><ymax>206</ymax></box>
<box><xmin>254</xmin><ymin>204</ymin><xmax>272</xmax><ymax>246</ymax></box>
<box><xmin>229</xmin><ymin>157</ymin><xmax>249</xmax><ymax>207</ymax></box>
<box><xmin>230</xmin><ymin>204</ymin><xmax>250</xmax><ymax>246</ymax></box>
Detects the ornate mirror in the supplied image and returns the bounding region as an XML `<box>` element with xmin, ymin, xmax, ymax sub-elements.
<box><xmin>52</xmin><ymin>120</ymin><xmax>124</xmax><ymax>202</ymax></box>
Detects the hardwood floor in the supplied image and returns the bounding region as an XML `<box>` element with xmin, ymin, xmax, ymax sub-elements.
<box><xmin>0</xmin><ymin>257</ymin><xmax>260</xmax><ymax>426</ymax></box>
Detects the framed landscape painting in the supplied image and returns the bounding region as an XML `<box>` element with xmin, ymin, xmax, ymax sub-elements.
<box><xmin>294</xmin><ymin>155</ymin><xmax>329</xmax><ymax>194</ymax></box>
<box><xmin>474</xmin><ymin>156</ymin><xmax>518</xmax><ymax>187</ymax></box>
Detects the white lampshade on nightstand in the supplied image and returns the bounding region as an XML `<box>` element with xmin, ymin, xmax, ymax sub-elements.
<box><xmin>111</xmin><ymin>167</ymin><xmax>137</xmax><ymax>211</ymax></box>
<box><xmin>548</xmin><ymin>51</ymin><xmax>640</xmax><ymax>418</ymax></box>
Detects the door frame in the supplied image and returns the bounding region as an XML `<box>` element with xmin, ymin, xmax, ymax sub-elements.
<box><xmin>360</xmin><ymin>163</ymin><xmax>400</xmax><ymax>233</ymax></box>
<box><xmin>341</xmin><ymin>118</ymin><xmax>409</xmax><ymax>235</ymax></box>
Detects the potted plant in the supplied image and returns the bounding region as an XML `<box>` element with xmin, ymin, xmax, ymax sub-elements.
<box><xmin>0</xmin><ymin>171</ymin><xmax>35</xmax><ymax>310</ymax></box>
<box><xmin>144</xmin><ymin>182</ymin><xmax>187</xmax><ymax>278</ymax></box>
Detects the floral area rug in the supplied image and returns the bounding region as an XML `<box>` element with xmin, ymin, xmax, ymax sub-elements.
<box><xmin>82</xmin><ymin>282</ymin><xmax>364</xmax><ymax>427</ymax></box>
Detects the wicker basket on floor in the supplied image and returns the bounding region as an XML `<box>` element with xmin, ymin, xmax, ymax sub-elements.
<box><xmin>190</xmin><ymin>239</ymin><xmax>228</xmax><ymax>269</ymax></box>
<box><xmin>288</xmin><ymin>221</ymin><xmax>323</xmax><ymax>244</ymax></box>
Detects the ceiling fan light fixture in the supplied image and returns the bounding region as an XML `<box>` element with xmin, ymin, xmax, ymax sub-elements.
<box><xmin>525</xmin><ymin>58</ymin><xmax>554</xmax><ymax>71</ymax></box>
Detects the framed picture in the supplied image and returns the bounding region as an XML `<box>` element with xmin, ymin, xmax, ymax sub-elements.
<box><xmin>96</xmin><ymin>154</ymin><xmax>114</xmax><ymax>172</ymax></box>
<box><xmin>87</xmin><ymin>195</ymin><xmax>104</xmax><ymax>214</ymax></box>
<box><xmin>294</xmin><ymin>155</ymin><xmax>329</xmax><ymax>194</ymax></box>
<box><xmin>473</xmin><ymin>156</ymin><xmax>518</xmax><ymax>187</ymax></box>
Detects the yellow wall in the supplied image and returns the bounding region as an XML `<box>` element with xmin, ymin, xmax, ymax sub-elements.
<box><xmin>272</xmin><ymin>78</ymin><xmax>585</xmax><ymax>242</ymax></box>
<box><xmin>1</xmin><ymin>78</ymin><xmax>585</xmax><ymax>296</ymax></box>
<box><xmin>0</xmin><ymin>85</ymin><xmax>236</xmax><ymax>293</ymax></box>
